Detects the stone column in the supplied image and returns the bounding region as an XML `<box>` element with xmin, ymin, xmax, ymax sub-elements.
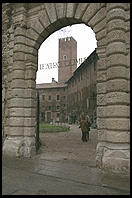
<box><xmin>2</xmin><ymin>4</ymin><xmax>36</xmax><ymax>157</ymax></box>
<box><xmin>97</xmin><ymin>3</ymin><xmax>130</xmax><ymax>179</ymax></box>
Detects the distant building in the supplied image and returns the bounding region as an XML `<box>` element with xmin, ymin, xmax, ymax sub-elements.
<box><xmin>36</xmin><ymin>78</ymin><xmax>67</xmax><ymax>123</ymax></box>
<box><xmin>36</xmin><ymin>37</ymin><xmax>98</xmax><ymax>123</ymax></box>
<box><xmin>58</xmin><ymin>37</ymin><xmax>77</xmax><ymax>82</ymax></box>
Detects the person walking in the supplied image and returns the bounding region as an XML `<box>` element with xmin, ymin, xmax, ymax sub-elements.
<box><xmin>79</xmin><ymin>115</ymin><xmax>88</xmax><ymax>142</ymax></box>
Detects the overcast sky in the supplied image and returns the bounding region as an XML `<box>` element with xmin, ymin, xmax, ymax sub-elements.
<box><xmin>36</xmin><ymin>24</ymin><xmax>97</xmax><ymax>84</ymax></box>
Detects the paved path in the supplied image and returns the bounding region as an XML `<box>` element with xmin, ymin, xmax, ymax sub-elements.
<box><xmin>2</xmin><ymin>125</ymin><xmax>130</xmax><ymax>195</ymax></box>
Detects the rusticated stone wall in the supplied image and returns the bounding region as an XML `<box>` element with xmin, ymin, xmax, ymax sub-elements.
<box><xmin>2</xmin><ymin>3</ymin><xmax>130</xmax><ymax>177</ymax></box>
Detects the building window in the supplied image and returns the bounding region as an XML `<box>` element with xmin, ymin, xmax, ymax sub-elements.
<box><xmin>48</xmin><ymin>106</ymin><xmax>51</xmax><ymax>110</ymax></box>
<box><xmin>57</xmin><ymin>95</ymin><xmax>60</xmax><ymax>101</ymax></box>
<box><xmin>42</xmin><ymin>95</ymin><xmax>45</xmax><ymax>100</ymax></box>
<box><xmin>48</xmin><ymin>95</ymin><xmax>51</xmax><ymax>100</ymax></box>
<box><xmin>63</xmin><ymin>55</ymin><xmax>67</xmax><ymax>60</ymax></box>
<box><xmin>56</xmin><ymin>105</ymin><xmax>60</xmax><ymax>110</ymax></box>
<box><xmin>57</xmin><ymin>113</ymin><xmax>60</xmax><ymax>118</ymax></box>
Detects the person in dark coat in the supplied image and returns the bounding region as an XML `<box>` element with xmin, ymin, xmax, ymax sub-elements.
<box><xmin>79</xmin><ymin>115</ymin><xmax>88</xmax><ymax>142</ymax></box>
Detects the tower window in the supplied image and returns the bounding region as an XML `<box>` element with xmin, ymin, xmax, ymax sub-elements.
<box><xmin>63</xmin><ymin>55</ymin><xmax>67</xmax><ymax>60</ymax></box>
<box><xmin>57</xmin><ymin>95</ymin><xmax>60</xmax><ymax>100</ymax></box>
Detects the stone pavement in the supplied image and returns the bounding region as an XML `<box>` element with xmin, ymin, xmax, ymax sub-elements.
<box><xmin>2</xmin><ymin>125</ymin><xmax>130</xmax><ymax>195</ymax></box>
<box><xmin>2</xmin><ymin>154</ymin><xmax>130</xmax><ymax>195</ymax></box>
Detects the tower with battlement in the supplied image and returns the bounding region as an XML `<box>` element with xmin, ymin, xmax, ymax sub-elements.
<box><xmin>58</xmin><ymin>37</ymin><xmax>77</xmax><ymax>82</ymax></box>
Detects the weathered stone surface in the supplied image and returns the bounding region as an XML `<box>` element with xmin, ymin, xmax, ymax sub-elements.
<box><xmin>106</xmin><ymin>92</ymin><xmax>129</xmax><ymax>105</ymax></box>
<box><xmin>106</xmin><ymin>105</ymin><xmax>129</xmax><ymax>117</ymax></box>
<box><xmin>106</xmin><ymin>42</ymin><xmax>126</xmax><ymax>56</ymax></box>
<box><xmin>55</xmin><ymin>3</ymin><xmax>65</xmax><ymax>19</ymax></box>
<box><xmin>102</xmin><ymin>149</ymin><xmax>130</xmax><ymax>175</ymax></box>
<box><xmin>106</xmin><ymin>79</ymin><xmax>128</xmax><ymax>92</ymax></box>
<box><xmin>98</xmin><ymin>129</ymin><xmax>130</xmax><ymax>143</ymax></box>
<box><xmin>3</xmin><ymin>136</ymin><xmax>35</xmax><ymax>157</ymax></box>
<box><xmin>2</xmin><ymin>3</ymin><xmax>130</xmax><ymax>178</ymax></box>
<box><xmin>44</xmin><ymin>3</ymin><xmax>57</xmax><ymax>24</ymax></box>
<box><xmin>97</xmin><ymin>94</ymin><xmax>106</xmax><ymax>106</ymax></box>
<box><xmin>106</xmin><ymin>118</ymin><xmax>129</xmax><ymax>131</ymax></box>
<box><xmin>97</xmin><ymin>82</ymin><xmax>106</xmax><ymax>94</ymax></box>
<box><xmin>75</xmin><ymin>3</ymin><xmax>88</xmax><ymax>19</ymax></box>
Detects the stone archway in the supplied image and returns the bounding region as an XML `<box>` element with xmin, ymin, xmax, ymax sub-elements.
<box><xmin>2</xmin><ymin>3</ymin><xmax>130</xmax><ymax>177</ymax></box>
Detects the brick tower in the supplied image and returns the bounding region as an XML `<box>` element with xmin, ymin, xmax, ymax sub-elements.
<box><xmin>58</xmin><ymin>37</ymin><xmax>77</xmax><ymax>82</ymax></box>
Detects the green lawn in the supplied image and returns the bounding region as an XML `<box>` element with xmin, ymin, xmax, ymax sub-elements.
<box><xmin>39</xmin><ymin>123</ymin><xmax>70</xmax><ymax>133</ymax></box>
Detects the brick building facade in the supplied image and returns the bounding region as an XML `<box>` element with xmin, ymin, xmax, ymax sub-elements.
<box><xmin>66</xmin><ymin>50</ymin><xmax>98</xmax><ymax>123</ymax></box>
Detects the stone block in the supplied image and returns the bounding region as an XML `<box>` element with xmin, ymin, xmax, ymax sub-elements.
<box><xmin>107</xmin><ymin>66</ymin><xmax>127</xmax><ymax>80</ymax></box>
<box><xmin>102</xmin><ymin>154</ymin><xmax>130</xmax><ymax>175</ymax></box>
<box><xmin>107</xmin><ymin>19</ymin><xmax>125</xmax><ymax>33</ymax></box>
<box><xmin>97</xmin><ymin>94</ymin><xmax>106</xmax><ymax>106</ymax></box>
<box><xmin>66</xmin><ymin>3</ymin><xmax>76</xmax><ymax>18</ymax></box>
<box><xmin>97</xmin><ymin>70</ymin><xmax>107</xmax><ymax>82</ymax></box>
<box><xmin>106</xmin><ymin>79</ymin><xmax>128</xmax><ymax>92</ymax></box>
<box><xmin>106</xmin><ymin>118</ymin><xmax>129</xmax><ymax>131</ymax></box>
<box><xmin>3</xmin><ymin>136</ymin><xmax>24</xmax><ymax>157</ymax></box>
<box><xmin>55</xmin><ymin>3</ymin><xmax>65</xmax><ymax>19</ymax></box>
<box><xmin>97</xmin><ymin>58</ymin><xmax>106</xmax><ymax>70</ymax></box>
<box><xmin>14</xmin><ymin>26</ymin><xmax>26</xmax><ymax>37</ymax></box>
<box><xmin>106</xmin><ymin>105</ymin><xmax>130</xmax><ymax>118</ymax></box>
<box><xmin>25</xmin><ymin>79</ymin><xmax>36</xmax><ymax>89</ymax></box>
<box><xmin>88</xmin><ymin>7</ymin><xmax>106</xmax><ymax>28</ymax></box>
<box><xmin>97</xmin><ymin>106</ymin><xmax>106</xmax><ymax>117</ymax></box>
<box><xmin>97</xmin><ymin>82</ymin><xmax>106</xmax><ymax>94</ymax></box>
<box><xmin>10</xmin><ymin>107</ymin><xmax>24</xmax><ymax>117</ymax></box>
<box><xmin>107</xmin><ymin>54</ymin><xmax>127</xmax><ymax>68</ymax></box>
<box><xmin>24</xmin><ymin>98</ymin><xmax>36</xmax><ymax>108</ymax></box>
<box><xmin>97</xmin><ymin>118</ymin><xmax>106</xmax><ymax>129</ymax></box>
<box><xmin>39</xmin><ymin>9</ymin><xmax>50</xmax><ymax>29</ymax></box>
<box><xmin>12</xmin><ymin>70</ymin><xmax>25</xmax><ymax>79</ymax></box>
<box><xmin>9</xmin><ymin>117</ymin><xmax>24</xmax><ymax>126</ymax></box>
<box><xmin>106</xmin><ymin>41</ymin><xmax>126</xmax><ymax>56</ymax></box>
<box><xmin>25</xmin><ymin>53</ymin><xmax>37</xmax><ymax>64</ymax></box>
<box><xmin>106</xmin><ymin>3</ymin><xmax>126</xmax><ymax>10</ymax></box>
<box><xmin>10</xmin><ymin>89</ymin><xmax>24</xmax><ymax>98</ymax></box>
<box><xmin>107</xmin><ymin>29</ymin><xmax>125</xmax><ymax>44</ymax></box>
<box><xmin>82</xmin><ymin>3</ymin><xmax>100</xmax><ymax>24</ymax></box>
<box><xmin>24</xmin><ymin>118</ymin><xmax>36</xmax><ymax>127</ymax></box>
<box><xmin>28</xmin><ymin>19</ymin><xmax>44</xmax><ymax>36</ymax></box>
<box><xmin>75</xmin><ymin>3</ymin><xmax>88</xmax><ymax>19</ymax></box>
<box><xmin>25</xmin><ymin>69</ymin><xmax>36</xmax><ymax>80</ymax></box>
<box><xmin>107</xmin><ymin>8</ymin><xmax>126</xmax><ymax>22</ymax></box>
<box><xmin>96</xmin><ymin>28</ymin><xmax>106</xmax><ymax>41</ymax></box>
<box><xmin>26</xmin><ymin>28</ymin><xmax>40</xmax><ymax>43</ymax></box>
<box><xmin>24</xmin><ymin>127</ymin><xmax>35</xmax><ymax>136</ymax></box>
<box><xmin>106</xmin><ymin>92</ymin><xmax>129</xmax><ymax>105</ymax></box>
<box><xmin>9</xmin><ymin>98</ymin><xmax>24</xmax><ymax>108</ymax></box>
<box><xmin>44</xmin><ymin>3</ymin><xmax>57</xmax><ymax>24</ymax></box>
<box><xmin>11</xmin><ymin>79</ymin><xmax>25</xmax><ymax>89</ymax></box>
<box><xmin>93</xmin><ymin>17</ymin><xmax>106</xmax><ymax>33</ymax></box>
<box><xmin>13</xmin><ymin>51</ymin><xmax>25</xmax><ymax>61</ymax></box>
<box><xmin>24</xmin><ymin>108</ymin><xmax>36</xmax><ymax>117</ymax></box>
<box><xmin>24</xmin><ymin>89</ymin><xmax>36</xmax><ymax>98</ymax></box>
<box><xmin>98</xmin><ymin>129</ymin><xmax>130</xmax><ymax>143</ymax></box>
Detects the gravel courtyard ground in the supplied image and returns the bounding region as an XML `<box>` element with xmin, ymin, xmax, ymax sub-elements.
<box><xmin>39</xmin><ymin>124</ymin><xmax>98</xmax><ymax>165</ymax></box>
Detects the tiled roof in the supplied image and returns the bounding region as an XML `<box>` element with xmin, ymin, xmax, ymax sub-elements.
<box><xmin>36</xmin><ymin>82</ymin><xmax>67</xmax><ymax>89</ymax></box>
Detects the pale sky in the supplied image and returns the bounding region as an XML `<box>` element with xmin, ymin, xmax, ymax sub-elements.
<box><xmin>36</xmin><ymin>24</ymin><xmax>97</xmax><ymax>84</ymax></box>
